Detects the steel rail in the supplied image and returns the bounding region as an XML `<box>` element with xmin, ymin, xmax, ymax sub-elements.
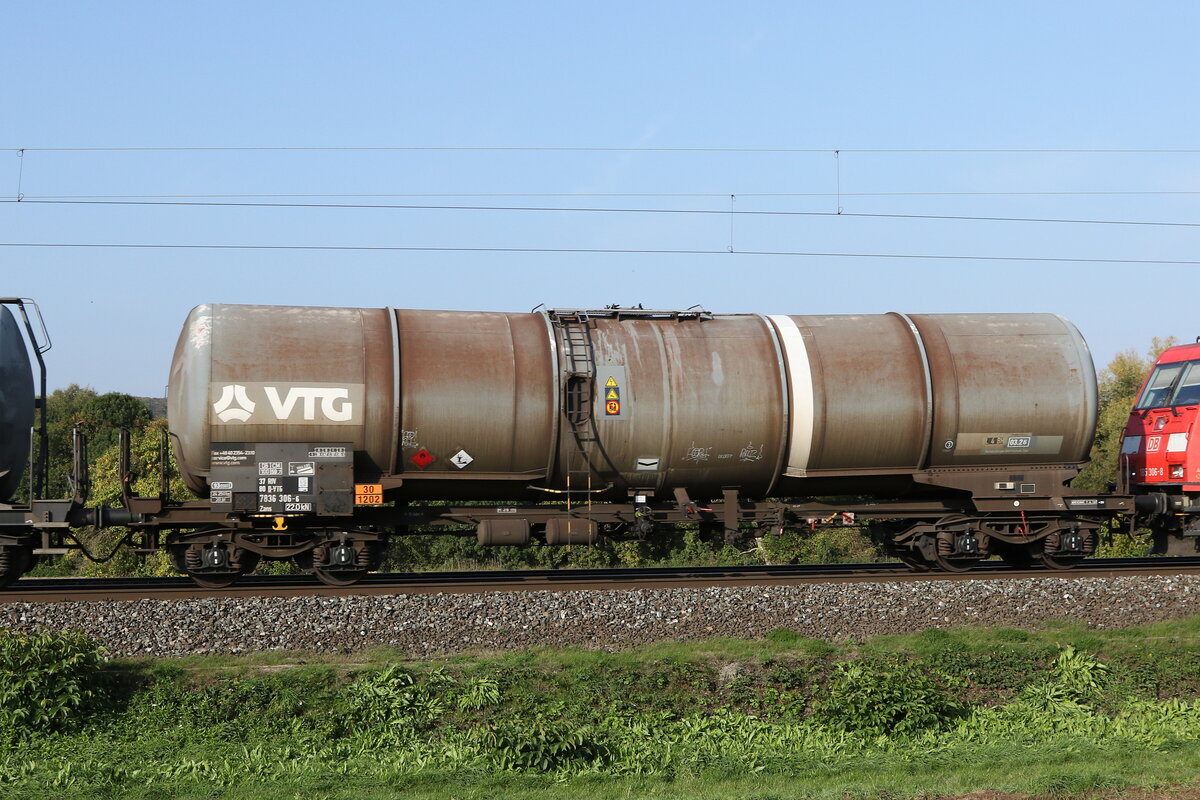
<box><xmin>2</xmin><ymin>557</ymin><xmax>1200</xmax><ymax>603</ymax></box>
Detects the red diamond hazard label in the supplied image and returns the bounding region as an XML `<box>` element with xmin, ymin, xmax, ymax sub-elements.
<box><xmin>410</xmin><ymin>448</ymin><xmax>435</xmax><ymax>469</ymax></box>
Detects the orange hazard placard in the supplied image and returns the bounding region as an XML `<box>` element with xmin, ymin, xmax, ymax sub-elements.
<box><xmin>355</xmin><ymin>484</ymin><xmax>384</xmax><ymax>504</ymax></box>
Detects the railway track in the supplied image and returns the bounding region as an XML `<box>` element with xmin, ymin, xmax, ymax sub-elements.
<box><xmin>4</xmin><ymin>557</ymin><xmax>1200</xmax><ymax>603</ymax></box>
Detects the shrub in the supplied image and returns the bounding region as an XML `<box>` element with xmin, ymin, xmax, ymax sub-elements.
<box><xmin>758</xmin><ymin>526</ymin><xmax>883</xmax><ymax>565</ymax></box>
<box><xmin>1019</xmin><ymin>645</ymin><xmax>1112</xmax><ymax>711</ymax></box>
<box><xmin>476</xmin><ymin>715</ymin><xmax>610</xmax><ymax>771</ymax></box>
<box><xmin>1050</xmin><ymin>645</ymin><xmax>1111</xmax><ymax>700</ymax></box>
<box><xmin>0</xmin><ymin>629</ymin><xmax>106</xmax><ymax>734</ymax></box>
<box><xmin>342</xmin><ymin>666</ymin><xmax>501</xmax><ymax>737</ymax></box>
<box><xmin>343</xmin><ymin>666</ymin><xmax>448</xmax><ymax>734</ymax></box>
<box><xmin>814</xmin><ymin>658</ymin><xmax>965</xmax><ymax>737</ymax></box>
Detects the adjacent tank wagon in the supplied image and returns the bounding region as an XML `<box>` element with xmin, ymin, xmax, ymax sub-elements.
<box><xmin>0</xmin><ymin>304</ymin><xmax>34</xmax><ymax>503</ymax></box>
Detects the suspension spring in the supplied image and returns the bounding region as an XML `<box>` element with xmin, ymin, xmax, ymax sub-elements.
<box><xmin>184</xmin><ymin>547</ymin><xmax>203</xmax><ymax>571</ymax></box>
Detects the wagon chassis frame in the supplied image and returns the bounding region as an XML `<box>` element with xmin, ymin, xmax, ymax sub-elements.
<box><xmin>0</xmin><ymin>416</ymin><xmax>1145</xmax><ymax>587</ymax></box>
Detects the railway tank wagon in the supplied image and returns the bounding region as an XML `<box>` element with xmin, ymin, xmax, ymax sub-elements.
<box><xmin>164</xmin><ymin>303</ymin><xmax>1104</xmax><ymax>584</ymax></box>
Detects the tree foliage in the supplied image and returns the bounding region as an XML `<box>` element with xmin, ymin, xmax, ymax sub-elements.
<box><xmin>88</xmin><ymin>417</ymin><xmax>191</xmax><ymax>506</ymax></box>
<box><xmin>43</xmin><ymin>385</ymin><xmax>151</xmax><ymax>498</ymax></box>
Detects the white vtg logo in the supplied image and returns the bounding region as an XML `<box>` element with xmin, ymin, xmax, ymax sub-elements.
<box><xmin>213</xmin><ymin>384</ymin><xmax>256</xmax><ymax>422</ymax></box>
<box><xmin>263</xmin><ymin>386</ymin><xmax>354</xmax><ymax>422</ymax></box>
<box><xmin>212</xmin><ymin>383</ymin><xmax>356</xmax><ymax>423</ymax></box>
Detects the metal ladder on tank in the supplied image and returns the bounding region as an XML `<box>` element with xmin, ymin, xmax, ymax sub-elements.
<box><xmin>556</xmin><ymin>312</ymin><xmax>599</xmax><ymax>534</ymax></box>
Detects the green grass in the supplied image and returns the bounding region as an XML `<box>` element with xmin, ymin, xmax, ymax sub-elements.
<box><xmin>7</xmin><ymin>724</ymin><xmax>1200</xmax><ymax>799</ymax></box>
<box><xmin>6</xmin><ymin>619</ymin><xmax>1200</xmax><ymax>798</ymax></box>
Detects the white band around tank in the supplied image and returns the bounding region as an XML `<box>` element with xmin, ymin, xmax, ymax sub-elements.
<box><xmin>766</xmin><ymin>315</ymin><xmax>815</xmax><ymax>475</ymax></box>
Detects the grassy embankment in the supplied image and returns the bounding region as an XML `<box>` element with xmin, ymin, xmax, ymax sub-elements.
<box><xmin>2</xmin><ymin>618</ymin><xmax>1200</xmax><ymax>798</ymax></box>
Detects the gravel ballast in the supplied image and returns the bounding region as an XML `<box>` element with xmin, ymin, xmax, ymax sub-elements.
<box><xmin>1</xmin><ymin>574</ymin><xmax>1198</xmax><ymax>657</ymax></box>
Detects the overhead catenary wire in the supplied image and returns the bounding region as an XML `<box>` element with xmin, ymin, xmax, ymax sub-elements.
<box><xmin>4</xmin><ymin>240</ymin><xmax>1200</xmax><ymax>266</ymax></box>
<box><xmin>13</xmin><ymin>146</ymin><xmax>1200</xmax><ymax>207</ymax></box>
<box><xmin>8</xmin><ymin>146</ymin><xmax>1200</xmax><ymax>153</ymax></box>
<box><xmin>10</xmin><ymin>149</ymin><xmax>1200</xmax><ymax>265</ymax></box>
<box><xmin>16</xmin><ymin>191</ymin><xmax>1200</xmax><ymax>198</ymax></box>
<box><xmin>5</xmin><ymin>197</ymin><xmax>1200</xmax><ymax>230</ymax></box>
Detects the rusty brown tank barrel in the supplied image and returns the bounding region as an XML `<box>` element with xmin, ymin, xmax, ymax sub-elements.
<box><xmin>551</xmin><ymin>312</ymin><xmax>787</xmax><ymax>497</ymax></box>
<box><xmin>765</xmin><ymin>312</ymin><xmax>1097</xmax><ymax>484</ymax></box>
<box><xmin>168</xmin><ymin>304</ymin><xmax>1097</xmax><ymax>500</ymax></box>
<box><xmin>168</xmin><ymin>304</ymin><xmax>555</xmax><ymax>497</ymax></box>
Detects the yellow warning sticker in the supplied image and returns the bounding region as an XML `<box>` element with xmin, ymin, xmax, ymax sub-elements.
<box><xmin>605</xmin><ymin>376</ymin><xmax>618</xmax><ymax>387</ymax></box>
<box><xmin>605</xmin><ymin>400</ymin><xmax>621</xmax><ymax>415</ymax></box>
<box><xmin>606</xmin><ymin>388</ymin><xmax>619</xmax><ymax>400</ymax></box>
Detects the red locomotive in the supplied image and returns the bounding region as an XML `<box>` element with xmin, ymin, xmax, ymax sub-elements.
<box><xmin>1123</xmin><ymin>341</ymin><xmax>1200</xmax><ymax>554</ymax></box>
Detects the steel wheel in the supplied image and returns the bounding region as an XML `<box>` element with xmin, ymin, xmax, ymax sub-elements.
<box><xmin>313</xmin><ymin>568</ymin><xmax>367</xmax><ymax>587</ymax></box>
<box><xmin>1038</xmin><ymin>526</ymin><xmax>1092</xmax><ymax>570</ymax></box>
<box><xmin>895</xmin><ymin>551</ymin><xmax>933</xmax><ymax>572</ymax></box>
<box><xmin>0</xmin><ymin>546</ymin><xmax>31</xmax><ymax>587</ymax></box>
<box><xmin>1038</xmin><ymin>552</ymin><xmax>1085</xmax><ymax>570</ymax></box>
<box><xmin>186</xmin><ymin>571</ymin><xmax>242</xmax><ymax>589</ymax></box>
<box><xmin>929</xmin><ymin>519</ymin><xmax>983</xmax><ymax>572</ymax></box>
<box><xmin>932</xmin><ymin>553</ymin><xmax>978</xmax><ymax>573</ymax></box>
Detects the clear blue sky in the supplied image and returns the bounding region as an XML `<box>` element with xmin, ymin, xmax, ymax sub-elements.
<box><xmin>3</xmin><ymin>1</ymin><xmax>1199</xmax><ymax>395</ymax></box>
